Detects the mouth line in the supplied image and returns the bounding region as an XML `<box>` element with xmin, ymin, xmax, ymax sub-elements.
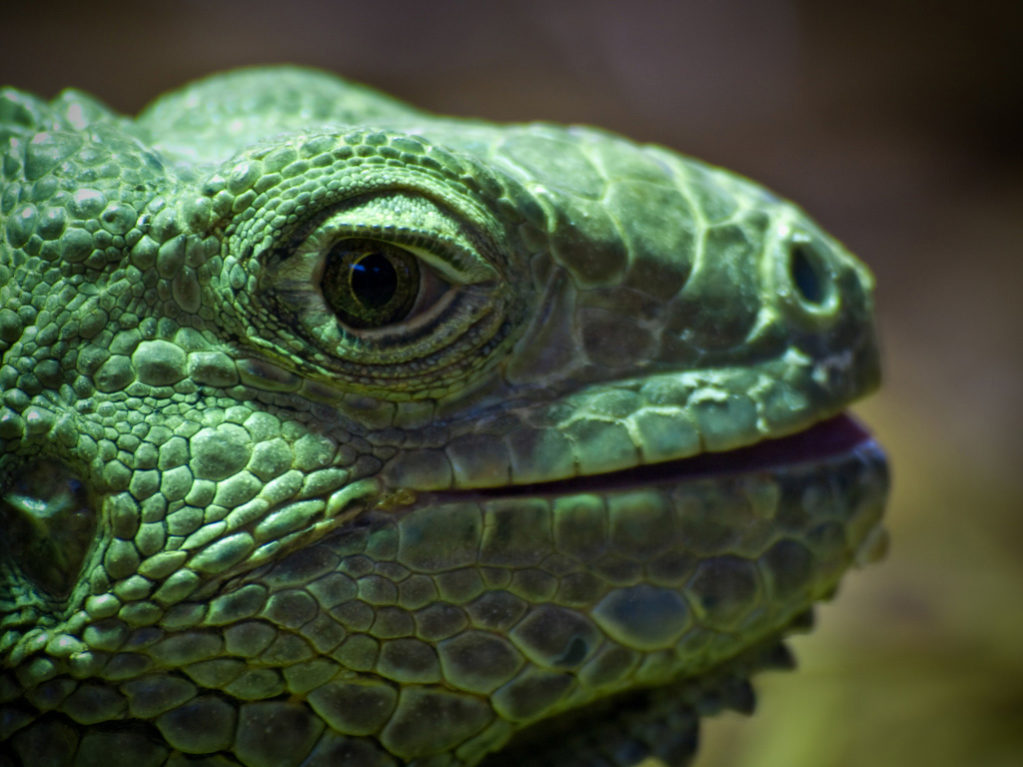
<box><xmin>436</xmin><ymin>413</ymin><xmax>873</xmax><ymax>501</ymax></box>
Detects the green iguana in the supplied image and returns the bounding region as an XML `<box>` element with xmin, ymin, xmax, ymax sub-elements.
<box><xmin>0</xmin><ymin>67</ymin><xmax>888</xmax><ymax>766</ymax></box>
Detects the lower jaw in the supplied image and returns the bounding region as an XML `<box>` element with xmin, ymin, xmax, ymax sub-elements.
<box><xmin>471</xmin><ymin>430</ymin><xmax>888</xmax><ymax>765</ymax></box>
<box><xmin>216</xmin><ymin>421</ymin><xmax>888</xmax><ymax>763</ymax></box>
<box><xmin>368</xmin><ymin>424</ymin><xmax>888</xmax><ymax>692</ymax></box>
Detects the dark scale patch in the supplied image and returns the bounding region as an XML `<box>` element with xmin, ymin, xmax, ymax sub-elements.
<box><xmin>9</xmin><ymin>716</ymin><xmax>80</xmax><ymax>766</ymax></box>
<box><xmin>154</xmin><ymin>694</ymin><xmax>237</xmax><ymax>754</ymax></box>
<box><xmin>509</xmin><ymin>604</ymin><xmax>599</xmax><ymax>670</ymax></box>
<box><xmin>377</xmin><ymin>637</ymin><xmax>441</xmax><ymax>683</ymax></box>
<box><xmin>307</xmin><ymin>677</ymin><xmax>398</xmax><ymax>737</ymax></box>
<box><xmin>686</xmin><ymin>557</ymin><xmax>761</xmax><ymax>629</ymax></box>
<box><xmin>379</xmin><ymin>686</ymin><xmax>493</xmax><ymax>760</ymax></box>
<box><xmin>479</xmin><ymin>498</ymin><xmax>550</xmax><ymax>567</ymax></box>
<box><xmin>302</xmin><ymin>731</ymin><xmax>401</xmax><ymax>767</ymax></box>
<box><xmin>556</xmin><ymin>636</ymin><xmax>590</xmax><ymax>668</ymax></box>
<box><xmin>491</xmin><ymin>668</ymin><xmax>574</xmax><ymax>722</ymax></box>
<box><xmin>466</xmin><ymin>590</ymin><xmax>528</xmax><ymax>632</ymax></box>
<box><xmin>761</xmin><ymin>539</ymin><xmax>815</xmax><ymax>601</ymax></box>
<box><xmin>579</xmin><ymin>306</ymin><xmax>657</xmax><ymax>369</ymax></box>
<box><xmin>592</xmin><ymin>584</ymin><xmax>690</xmax><ymax>651</ymax></box>
<box><xmin>414</xmin><ymin>602</ymin><xmax>468</xmax><ymax>642</ymax></box>
<box><xmin>235</xmin><ymin>700</ymin><xmax>324</xmax><ymax>767</ymax></box>
<box><xmin>437</xmin><ymin>630</ymin><xmax>523</xmax><ymax>695</ymax></box>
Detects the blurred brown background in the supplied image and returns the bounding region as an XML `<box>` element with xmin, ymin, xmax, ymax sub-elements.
<box><xmin>3</xmin><ymin>1</ymin><xmax>1021</xmax><ymax>764</ymax></box>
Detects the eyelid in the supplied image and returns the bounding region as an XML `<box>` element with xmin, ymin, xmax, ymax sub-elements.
<box><xmin>266</xmin><ymin>233</ymin><xmax>476</xmax><ymax>342</ymax></box>
<box><xmin>270</xmin><ymin>229</ymin><xmax>481</xmax><ymax>295</ymax></box>
<box><xmin>392</xmin><ymin>242</ymin><xmax>491</xmax><ymax>285</ymax></box>
<box><xmin>287</xmin><ymin>192</ymin><xmax>498</xmax><ymax>285</ymax></box>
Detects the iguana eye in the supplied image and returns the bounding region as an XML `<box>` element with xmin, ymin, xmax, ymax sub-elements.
<box><xmin>322</xmin><ymin>239</ymin><xmax>421</xmax><ymax>329</ymax></box>
<box><xmin>241</xmin><ymin>189</ymin><xmax>519</xmax><ymax>395</ymax></box>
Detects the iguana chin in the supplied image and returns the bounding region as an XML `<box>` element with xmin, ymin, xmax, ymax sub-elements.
<box><xmin>0</xmin><ymin>67</ymin><xmax>887</xmax><ymax>766</ymax></box>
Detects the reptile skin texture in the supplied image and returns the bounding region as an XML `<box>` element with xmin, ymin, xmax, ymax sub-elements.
<box><xmin>0</xmin><ymin>68</ymin><xmax>888</xmax><ymax>766</ymax></box>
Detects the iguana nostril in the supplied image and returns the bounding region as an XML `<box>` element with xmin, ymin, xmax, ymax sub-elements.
<box><xmin>789</xmin><ymin>243</ymin><xmax>829</xmax><ymax>306</ymax></box>
<box><xmin>0</xmin><ymin>460</ymin><xmax>96</xmax><ymax>599</ymax></box>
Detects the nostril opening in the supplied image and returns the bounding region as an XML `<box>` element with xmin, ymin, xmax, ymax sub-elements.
<box><xmin>790</xmin><ymin>243</ymin><xmax>828</xmax><ymax>306</ymax></box>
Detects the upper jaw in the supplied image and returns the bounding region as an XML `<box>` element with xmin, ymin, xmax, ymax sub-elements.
<box><xmin>428</xmin><ymin>414</ymin><xmax>878</xmax><ymax>502</ymax></box>
<box><xmin>380</xmin><ymin>334</ymin><xmax>881</xmax><ymax>494</ymax></box>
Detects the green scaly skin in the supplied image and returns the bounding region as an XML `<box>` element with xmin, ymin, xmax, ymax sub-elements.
<box><xmin>0</xmin><ymin>68</ymin><xmax>888</xmax><ymax>766</ymax></box>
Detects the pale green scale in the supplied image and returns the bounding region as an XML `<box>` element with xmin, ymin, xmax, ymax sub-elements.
<box><xmin>0</xmin><ymin>67</ymin><xmax>887</xmax><ymax>766</ymax></box>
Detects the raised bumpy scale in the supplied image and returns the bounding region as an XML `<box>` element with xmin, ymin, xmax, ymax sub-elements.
<box><xmin>0</xmin><ymin>68</ymin><xmax>888</xmax><ymax>766</ymax></box>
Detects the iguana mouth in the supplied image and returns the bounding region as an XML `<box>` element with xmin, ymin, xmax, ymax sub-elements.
<box><xmin>453</xmin><ymin>414</ymin><xmax>876</xmax><ymax>499</ymax></box>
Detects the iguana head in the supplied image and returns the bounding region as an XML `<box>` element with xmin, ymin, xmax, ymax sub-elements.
<box><xmin>0</xmin><ymin>67</ymin><xmax>887</xmax><ymax>766</ymax></box>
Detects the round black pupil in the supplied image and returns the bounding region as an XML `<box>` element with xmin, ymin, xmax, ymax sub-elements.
<box><xmin>350</xmin><ymin>252</ymin><xmax>398</xmax><ymax>308</ymax></box>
